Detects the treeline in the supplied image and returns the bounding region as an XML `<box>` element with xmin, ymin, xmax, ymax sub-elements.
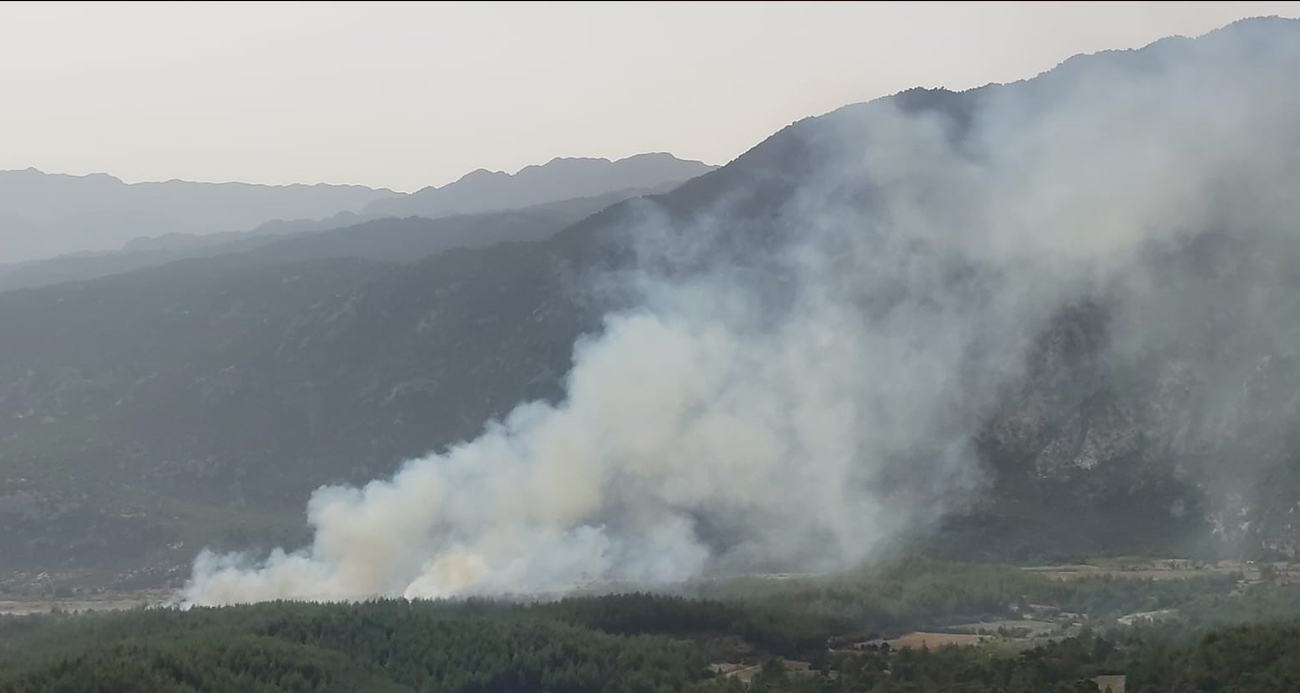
<box><xmin>5</xmin><ymin>591</ymin><xmax>1300</xmax><ymax>692</ymax></box>
<box><xmin>0</xmin><ymin>600</ymin><xmax>722</xmax><ymax>693</ymax></box>
<box><xmin>1119</xmin><ymin>620</ymin><xmax>1300</xmax><ymax>691</ymax></box>
<box><xmin>699</xmin><ymin>558</ymin><xmax>1239</xmax><ymax>634</ymax></box>
<box><xmin>4</xmin><ymin>560</ymin><xmax>1298</xmax><ymax>693</ymax></box>
<box><xmin>532</xmin><ymin>594</ymin><xmax>837</xmax><ymax>654</ymax></box>
<box><xmin>758</xmin><ymin>623</ymin><xmax>1300</xmax><ymax>693</ymax></box>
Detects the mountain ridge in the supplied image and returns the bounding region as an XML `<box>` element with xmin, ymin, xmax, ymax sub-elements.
<box><xmin>363</xmin><ymin>152</ymin><xmax>715</xmax><ymax>220</ymax></box>
<box><xmin>0</xmin><ymin>183</ymin><xmax>687</xmax><ymax>293</ymax></box>
<box><xmin>0</xmin><ymin>153</ymin><xmax>714</xmax><ymax>266</ymax></box>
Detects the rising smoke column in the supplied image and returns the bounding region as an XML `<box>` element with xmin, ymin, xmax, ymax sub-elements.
<box><xmin>184</xmin><ymin>19</ymin><xmax>1300</xmax><ymax>605</ymax></box>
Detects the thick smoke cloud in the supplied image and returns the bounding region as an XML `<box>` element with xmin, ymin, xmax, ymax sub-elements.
<box><xmin>184</xmin><ymin>19</ymin><xmax>1300</xmax><ymax>605</ymax></box>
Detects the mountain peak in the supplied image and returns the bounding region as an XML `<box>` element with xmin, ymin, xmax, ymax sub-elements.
<box><xmin>366</xmin><ymin>153</ymin><xmax>717</xmax><ymax>219</ymax></box>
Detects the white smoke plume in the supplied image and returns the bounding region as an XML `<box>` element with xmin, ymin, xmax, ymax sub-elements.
<box><xmin>184</xmin><ymin>19</ymin><xmax>1300</xmax><ymax>605</ymax></box>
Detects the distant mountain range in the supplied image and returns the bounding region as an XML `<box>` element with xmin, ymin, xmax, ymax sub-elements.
<box><xmin>0</xmin><ymin>170</ymin><xmax>396</xmax><ymax>264</ymax></box>
<box><xmin>0</xmin><ymin>183</ymin><xmax>688</xmax><ymax>292</ymax></box>
<box><xmin>363</xmin><ymin>153</ymin><xmax>715</xmax><ymax>219</ymax></box>
<box><xmin>0</xmin><ymin>154</ymin><xmax>715</xmax><ymax>266</ymax></box>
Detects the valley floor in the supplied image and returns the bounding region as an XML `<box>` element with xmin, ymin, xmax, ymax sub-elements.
<box><xmin>0</xmin><ymin>589</ymin><xmax>170</xmax><ymax>617</ymax></box>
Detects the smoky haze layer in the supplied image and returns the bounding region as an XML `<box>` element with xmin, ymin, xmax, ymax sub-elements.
<box><xmin>0</xmin><ymin>154</ymin><xmax>714</xmax><ymax>267</ymax></box>
<box><xmin>184</xmin><ymin>18</ymin><xmax>1300</xmax><ymax>605</ymax></box>
<box><xmin>0</xmin><ymin>171</ymin><xmax>397</xmax><ymax>264</ymax></box>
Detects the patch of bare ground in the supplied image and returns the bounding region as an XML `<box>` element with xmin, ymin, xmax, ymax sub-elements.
<box><xmin>710</xmin><ymin>660</ymin><xmax>814</xmax><ymax>683</ymax></box>
<box><xmin>1022</xmin><ymin>558</ymin><xmax>1298</xmax><ymax>583</ymax></box>
<box><xmin>948</xmin><ymin>619</ymin><xmax>1062</xmax><ymax>637</ymax></box>
<box><xmin>0</xmin><ymin>589</ymin><xmax>171</xmax><ymax>616</ymax></box>
<box><xmin>877</xmin><ymin>632</ymin><xmax>988</xmax><ymax>649</ymax></box>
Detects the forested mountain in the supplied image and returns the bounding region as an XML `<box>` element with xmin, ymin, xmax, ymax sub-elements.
<box><xmin>4</xmin><ymin>17</ymin><xmax>1300</xmax><ymax>590</ymax></box>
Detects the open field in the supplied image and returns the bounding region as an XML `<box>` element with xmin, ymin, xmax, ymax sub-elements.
<box><xmin>0</xmin><ymin>589</ymin><xmax>170</xmax><ymax>616</ymax></box>
<box><xmin>844</xmin><ymin>620</ymin><xmax>1064</xmax><ymax>652</ymax></box>
<box><xmin>878</xmin><ymin>632</ymin><xmax>988</xmax><ymax>649</ymax></box>
<box><xmin>948</xmin><ymin>618</ymin><xmax>1061</xmax><ymax>637</ymax></box>
<box><xmin>1023</xmin><ymin>558</ymin><xmax>1298</xmax><ymax>582</ymax></box>
<box><xmin>710</xmin><ymin>659</ymin><xmax>813</xmax><ymax>683</ymax></box>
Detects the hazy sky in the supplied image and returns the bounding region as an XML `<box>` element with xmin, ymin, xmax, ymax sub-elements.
<box><xmin>3</xmin><ymin>2</ymin><xmax>1298</xmax><ymax>192</ymax></box>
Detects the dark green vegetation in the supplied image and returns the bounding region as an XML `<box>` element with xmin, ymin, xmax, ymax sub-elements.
<box><xmin>817</xmin><ymin>624</ymin><xmax>1300</xmax><ymax>693</ymax></box>
<box><xmin>700</xmin><ymin>559</ymin><xmax>1243</xmax><ymax>634</ymax></box>
<box><xmin>0</xmin><ymin>601</ymin><xmax>715</xmax><ymax>693</ymax></box>
<box><xmin>4</xmin><ymin>562</ymin><xmax>1300</xmax><ymax>693</ymax></box>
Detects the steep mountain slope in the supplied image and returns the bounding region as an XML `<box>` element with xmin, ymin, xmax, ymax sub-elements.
<box><xmin>5</xmin><ymin>18</ymin><xmax>1300</xmax><ymax>589</ymax></box>
<box><xmin>0</xmin><ymin>243</ymin><xmax>594</xmax><ymax>588</ymax></box>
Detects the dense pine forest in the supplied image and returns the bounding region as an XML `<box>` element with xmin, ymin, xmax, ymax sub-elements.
<box><xmin>5</xmin><ymin>560</ymin><xmax>1300</xmax><ymax>693</ymax></box>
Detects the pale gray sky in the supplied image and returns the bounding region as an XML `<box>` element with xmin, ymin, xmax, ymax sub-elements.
<box><xmin>3</xmin><ymin>1</ymin><xmax>1298</xmax><ymax>192</ymax></box>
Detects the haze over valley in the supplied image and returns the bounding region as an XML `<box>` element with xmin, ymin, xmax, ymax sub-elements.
<box><xmin>5</xmin><ymin>4</ymin><xmax>1300</xmax><ymax>692</ymax></box>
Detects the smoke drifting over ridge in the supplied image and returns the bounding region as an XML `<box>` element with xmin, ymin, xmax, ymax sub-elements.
<box><xmin>184</xmin><ymin>18</ymin><xmax>1300</xmax><ymax>605</ymax></box>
